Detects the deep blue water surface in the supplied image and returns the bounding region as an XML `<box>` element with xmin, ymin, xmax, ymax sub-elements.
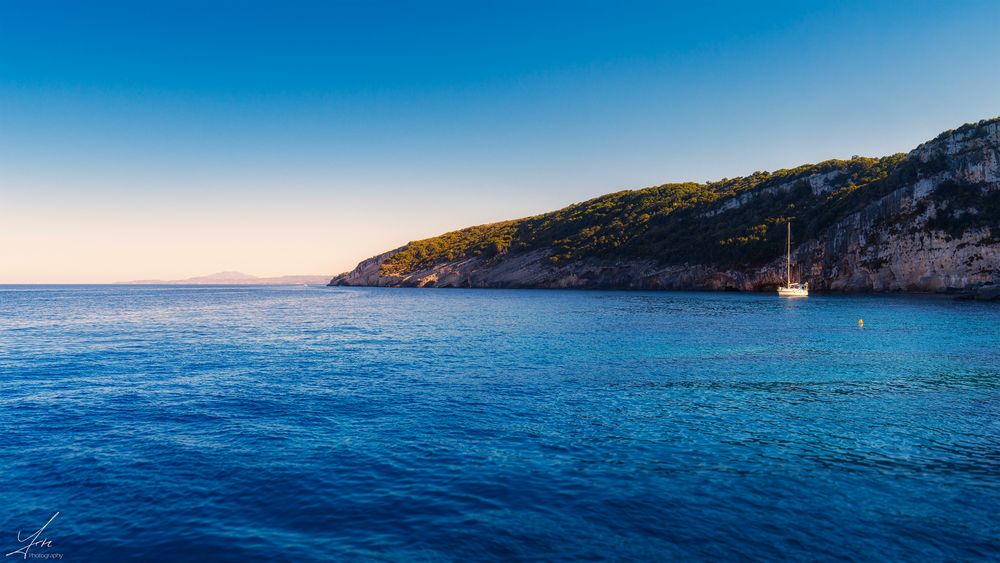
<box><xmin>1</xmin><ymin>285</ymin><xmax>999</xmax><ymax>561</ymax></box>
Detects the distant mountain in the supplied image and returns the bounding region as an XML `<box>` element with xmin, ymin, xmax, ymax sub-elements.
<box><xmin>181</xmin><ymin>271</ymin><xmax>260</xmax><ymax>283</ymax></box>
<box><xmin>332</xmin><ymin>117</ymin><xmax>1000</xmax><ymax>296</ymax></box>
<box><xmin>120</xmin><ymin>272</ymin><xmax>331</xmax><ymax>285</ymax></box>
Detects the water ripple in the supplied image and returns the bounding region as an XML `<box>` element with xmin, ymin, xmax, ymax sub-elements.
<box><xmin>1</xmin><ymin>286</ymin><xmax>999</xmax><ymax>560</ymax></box>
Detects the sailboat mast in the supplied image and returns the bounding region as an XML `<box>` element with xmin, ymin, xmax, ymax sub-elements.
<box><xmin>786</xmin><ymin>222</ymin><xmax>791</xmax><ymax>285</ymax></box>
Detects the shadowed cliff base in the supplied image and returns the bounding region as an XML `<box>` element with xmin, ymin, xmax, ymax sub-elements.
<box><xmin>332</xmin><ymin>118</ymin><xmax>1000</xmax><ymax>296</ymax></box>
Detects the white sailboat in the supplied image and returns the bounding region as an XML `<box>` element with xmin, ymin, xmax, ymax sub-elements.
<box><xmin>777</xmin><ymin>222</ymin><xmax>809</xmax><ymax>297</ymax></box>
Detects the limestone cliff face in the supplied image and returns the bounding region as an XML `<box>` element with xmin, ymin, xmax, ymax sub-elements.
<box><xmin>331</xmin><ymin>119</ymin><xmax>1000</xmax><ymax>294</ymax></box>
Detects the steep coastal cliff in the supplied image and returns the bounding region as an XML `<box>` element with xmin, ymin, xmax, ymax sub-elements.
<box><xmin>331</xmin><ymin>118</ymin><xmax>1000</xmax><ymax>295</ymax></box>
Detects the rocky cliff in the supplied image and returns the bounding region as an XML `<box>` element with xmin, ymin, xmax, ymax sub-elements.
<box><xmin>331</xmin><ymin>118</ymin><xmax>1000</xmax><ymax>295</ymax></box>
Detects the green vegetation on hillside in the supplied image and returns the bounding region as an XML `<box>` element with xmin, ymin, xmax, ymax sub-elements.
<box><xmin>380</xmin><ymin>119</ymin><xmax>998</xmax><ymax>277</ymax></box>
<box><xmin>927</xmin><ymin>116</ymin><xmax>1000</xmax><ymax>144</ymax></box>
<box><xmin>927</xmin><ymin>180</ymin><xmax>1000</xmax><ymax>242</ymax></box>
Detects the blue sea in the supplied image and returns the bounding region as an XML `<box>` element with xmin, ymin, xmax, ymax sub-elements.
<box><xmin>1</xmin><ymin>285</ymin><xmax>998</xmax><ymax>561</ymax></box>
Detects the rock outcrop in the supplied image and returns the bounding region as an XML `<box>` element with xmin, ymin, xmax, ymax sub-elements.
<box><xmin>331</xmin><ymin>119</ymin><xmax>1000</xmax><ymax>293</ymax></box>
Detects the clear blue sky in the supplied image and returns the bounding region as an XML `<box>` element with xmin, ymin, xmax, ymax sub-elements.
<box><xmin>2</xmin><ymin>0</ymin><xmax>998</xmax><ymax>282</ymax></box>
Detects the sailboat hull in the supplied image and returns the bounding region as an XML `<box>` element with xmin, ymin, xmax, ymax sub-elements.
<box><xmin>778</xmin><ymin>286</ymin><xmax>809</xmax><ymax>297</ymax></box>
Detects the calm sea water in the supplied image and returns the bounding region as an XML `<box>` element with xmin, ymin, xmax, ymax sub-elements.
<box><xmin>1</xmin><ymin>285</ymin><xmax>998</xmax><ymax>561</ymax></box>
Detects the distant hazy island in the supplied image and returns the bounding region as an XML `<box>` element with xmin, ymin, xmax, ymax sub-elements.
<box><xmin>332</xmin><ymin>118</ymin><xmax>999</xmax><ymax>298</ymax></box>
<box><xmin>120</xmin><ymin>271</ymin><xmax>331</xmax><ymax>285</ymax></box>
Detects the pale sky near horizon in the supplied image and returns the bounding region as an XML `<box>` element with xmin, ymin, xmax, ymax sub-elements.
<box><xmin>2</xmin><ymin>0</ymin><xmax>999</xmax><ymax>283</ymax></box>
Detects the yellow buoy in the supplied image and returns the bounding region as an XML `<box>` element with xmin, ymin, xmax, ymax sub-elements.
<box><xmin>858</xmin><ymin>319</ymin><xmax>864</xmax><ymax>329</ymax></box>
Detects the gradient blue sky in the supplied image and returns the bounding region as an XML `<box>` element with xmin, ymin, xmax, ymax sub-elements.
<box><xmin>2</xmin><ymin>0</ymin><xmax>998</xmax><ymax>282</ymax></box>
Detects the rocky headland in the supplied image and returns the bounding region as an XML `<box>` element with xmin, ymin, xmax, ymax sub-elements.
<box><xmin>331</xmin><ymin>118</ymin><xmax>999</xmax><ymax>297</ymax></box>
